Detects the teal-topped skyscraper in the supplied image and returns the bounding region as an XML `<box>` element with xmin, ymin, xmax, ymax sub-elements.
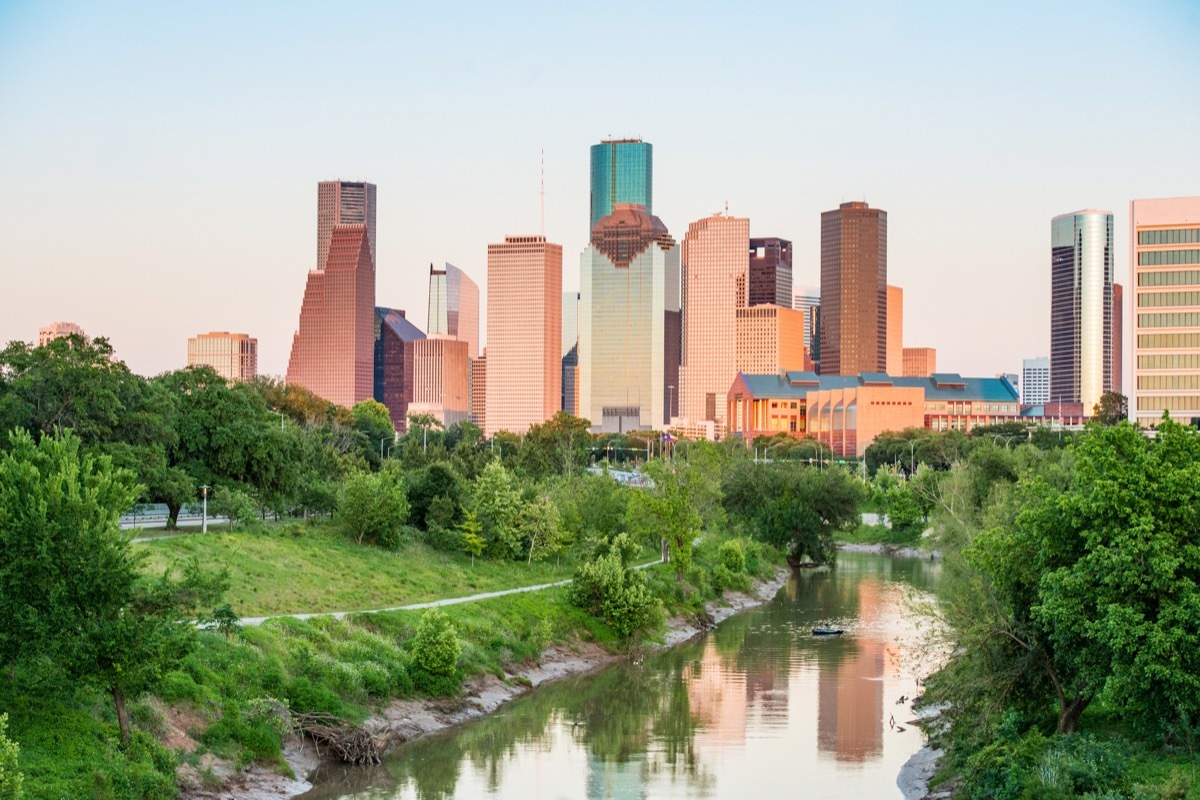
<box><xmin>590</xmin><ymin>138</ymin><xmax>653</xmax><ymax>230</ymax></box>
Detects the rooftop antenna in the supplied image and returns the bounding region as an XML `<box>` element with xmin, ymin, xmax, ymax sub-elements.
<box><xmin>540</xmin><ymin>149</ymin><xmax>545</xmax><ymax>237</ymax></box>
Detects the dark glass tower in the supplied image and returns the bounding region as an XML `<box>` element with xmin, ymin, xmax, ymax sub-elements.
<box><xmin>589</xmin><ymin>139</ymin><xmax>653</xmax><ymax>231</ymax></box>
<box><xmin>748</xmin><ymin>237</ymin><xmax>793</xmax><ymax>308</ymax></box>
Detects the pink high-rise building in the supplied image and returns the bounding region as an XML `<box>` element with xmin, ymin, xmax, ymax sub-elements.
<box><xmin>470</xmin><ymin>349</ymin><xmax>487</xmax><ymax>430</ymax></box>
<box><xmin>38</xmin><ymin>321</ymin><xmax>86</xmax><ymax>346</ymax></box>
<box><xmin>317</xmin><ymin>180</ymin><xmax>376</xmax><ymax>271</ymax></box>
<box><xmin>485</xmin><ymin>236</ymin><xmax>562</xmax><ymax>436</ymax></box>
<box><xmin>679</xmin><ymin>212</ymin><xmax>749</xmax><ymax>426</ymax></box>
<box><xmin>902</xmin><ymin>347</ymin><xmax>937</xmax><ymax>377</ymax></box>
<box><xmin>187</xmin><ymin>331</ymin><xmax>258</xmax><ymax>382</ymax></box>
<box><xmin>886</xmin><ymin>285</ymin><xmax>903</xmax><ymax>374</ymax></box>
<box><xmin>820</xmin><ymin>202</ymin><xmax>887</xmax><ymax>376</ymax></box>
<box><xmin>735</xmin><ymin>305</ymin><xmax>807</xmax><ymax>375</ymax></box>
<box><xmin>410</xmin><ymin>337</ymin><xmax>471</xmax><ymax>427</ymax></box>
<box><xmin>287</xmin><ymin>222</ymin><xmax>375</xmax><ymax>409</ymax></box>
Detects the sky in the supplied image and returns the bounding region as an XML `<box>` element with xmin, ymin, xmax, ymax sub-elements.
<box><xmin>1</xmin><ymin>0</ymin><xmax>1198</xmax><ymax>379</ymax></box>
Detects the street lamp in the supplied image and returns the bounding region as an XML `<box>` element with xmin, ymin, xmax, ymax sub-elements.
<box><xmin>908</xmin><ymin>439</ymin><xmax>916</xmax><ymax>477</ymax></box>
<box><xmin>275</xmin><ymin>411</ymin><xmax>285</xmax><ymax>430</ymax></box>
<box><xmin>200</xmin><ymin>484</ymin><xmax>211</xmax><ymax>533</ymax></box>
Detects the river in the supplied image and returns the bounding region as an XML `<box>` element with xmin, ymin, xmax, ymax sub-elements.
<box><xmin>299</xmin><ymin>552</ymin><xmax>941</xmax><ymax>799</ymax></box>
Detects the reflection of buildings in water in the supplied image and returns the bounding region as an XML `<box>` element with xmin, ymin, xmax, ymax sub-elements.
<box><xmin>745</xmin><ymin>663</ymin><xmax>788</xmax><ymax>723</ymax></box>
<box><xmin>586</xmin><ymin>752</ymin><xmax>646</xmax><ymax>800</ymax></box>
<box><xmin>816</xmin><ymin>577</ymin><xmax>890</xmax><ymax>763</ymax></box>
<box><xmin>686</xmin><ymin>638</ymin><xmax>749</xmax><ymax>749</ymax></box>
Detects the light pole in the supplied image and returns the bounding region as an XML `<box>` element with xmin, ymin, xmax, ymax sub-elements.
<box><xmin>908</xmin><ymin>439</ymin><xmax>916</xmax><ymax>477</ymax></box>
<box><xmin>200</xmin><ymin>484</ymin><xmax>210</xmax><ymax>533</ymax></box>
<box><xmin>275</xmin><ymin>411</ymin><xmax>285</xmax><ymax>430</ymax></box>
<box><xmin>667</xmin><ymin>385</ymin><xmax>675</xmax><ymax>421</ymax></box>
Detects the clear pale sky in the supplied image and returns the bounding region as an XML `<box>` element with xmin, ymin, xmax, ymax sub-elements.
<box><xmin>2</xmin><ymin>0</ymin><xmax>1198</xmax><ymax>379</ymax></box>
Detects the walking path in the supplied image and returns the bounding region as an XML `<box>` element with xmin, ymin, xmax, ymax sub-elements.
<box><xmin>237</xmin><ymin>559</ymin><xmax>662</xmax><ymax>627</ymax></box>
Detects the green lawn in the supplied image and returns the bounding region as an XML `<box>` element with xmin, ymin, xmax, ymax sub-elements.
<box><xmin>134</xmin><ymin>522</ymin><xmax>574</xmax><ymax>617</ymax></box>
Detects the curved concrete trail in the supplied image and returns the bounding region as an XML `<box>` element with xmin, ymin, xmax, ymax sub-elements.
<box><xmin>237</xmin><ymin>559</ymin><xmax>662</xmax><ymax>627</ymax></box>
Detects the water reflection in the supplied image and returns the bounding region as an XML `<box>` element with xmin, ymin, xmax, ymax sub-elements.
<box><xmin>300</xmin><ymin>552</ymin><xmax>940</xmax><ymax>800</ymax></box>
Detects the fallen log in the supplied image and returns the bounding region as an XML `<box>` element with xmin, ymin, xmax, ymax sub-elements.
<box><xmin>294</xmin><ymin>711</ymin><xmax>397</xmax><ymax>765</ymax></box>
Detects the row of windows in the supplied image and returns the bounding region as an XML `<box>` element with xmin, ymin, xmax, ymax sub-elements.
<box><xmin>1139</xmin><ymin>333</ymin><xmax>1200</xmax><ymax>348</ymax></box>
<box><xmin>1138</xmin><ymin>375</ymin><xmax>1200</xmax><ymax>390</ymax></box>
<box><xmin>1137</xmin><ymin>291</ymin><xmax>1200</xmax><ymax>307</ymax></box>
<box><xmin>1138</xmin><ymin>249</ymin><xmax>1200</xmax><ymax>266</ymax></box>
<box><xmin>1138</xmin><ymin>269</ymin><xmax>1200</xmax><ymax>287</ymax></box>
<box><xmin>1137</xmin><ymin>396</ymin><xmax>1200</xmax><ymax>411</ymax></box>
<box><xmin>1138</xmin><ymin>354</ymin><xmax>1200</xmax><ymax>369</ymax></box>
<box><xmin>1139</xmin><ymin>228</ymin><xmax>1200</xmax><ymax>246</ymax></box>
<box><xmin>1138</xmin><ymin>312</ymin><xmax>1200</xmax><ymax>328</ymax></box>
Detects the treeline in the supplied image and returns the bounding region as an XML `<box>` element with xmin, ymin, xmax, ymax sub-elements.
<box><xmin>908</xmin><ymin>418</ymin><xmax>1200</xmax><ymax>798</ymax></box>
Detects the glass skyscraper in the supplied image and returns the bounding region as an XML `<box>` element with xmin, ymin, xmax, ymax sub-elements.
<box><xmin>426</xmin><ymin>262</ymin><xmax>480</xmax><ymax>358</ymax></box>
<box><xmin>1050</xmin><ymin>210</ymin><xmax>1114</xmax><ymax>412</ymax></box>
<box><xmin>589</xmin><ymin>139</ymin><xmax>653</xmax><ymax>231</ymax></box>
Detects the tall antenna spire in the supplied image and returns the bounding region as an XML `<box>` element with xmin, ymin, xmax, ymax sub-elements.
<box><xmin>540</xmin><ymin>149</ymin><xmax>545</xmax><ymax>236</ymax></box>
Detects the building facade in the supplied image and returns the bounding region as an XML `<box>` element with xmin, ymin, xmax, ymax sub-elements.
<box><xmin>318</xmin><ymin>180</ymin><xmax>376</xmax><ymax>272</ymax></box>
<box><xmin>187</xmin><ymin>331</ymin><xmax>257</xmax><ymax>382</ymax></box>
<box><xmin>1022</xmin><ymin>356</ymin><xmax>1051</xmax><ymax>405</ymax></box>
<box><xmin>1112</xmin><ymin>283</ymin><xmax>1123</xmax><ymax>397</ymax></box>
<box><xmin>902</xmin><ymin>347</ymin><xmax>937</xmax><ymax>378</ymax></box>
<box><xmin>679</xmin><ymin>213</ymin><xmax>750</xmax><ymax>426</ymax></box>
<box><xmin>819</xmin><ymin>202</ymin><xmax>887</xmax><ymax>376</ymax></box>
<box><xmin>748</xmin><ymin>237</ymin><xmax>793</xmax><ymax>308</ymax></box>
<box><xmin>470</xmin><ymin>350</ymin><xmax>487</xmax><ymax>430</ymax></box>
<box><xmin>288</xmin><ymin>222</ymin><xmax>375</xmax><ymax>409</ymax></box>
<box><xmin>426</xmin><ymin>262</ymin><xmax>479</xmax><ymax>359</ymax></box>
<box><xmin>590</xmin><ymin>139</ymin><xmax>652</xmax><ymax>230</ymax></box>
<box><xmin>579</xmin><ymin>203</ymin><xmax>679</xmax><ymax>433</ymax></box>
<box><xmin>1050</xmin><ymin>210</ymin><xmax>1113</xmax><ymax>411</ymax></box>
<box><xmin>1130</xmin><ymin>196</ymin><xmax>1200</xmax><ymax>426</ymax></box>
<box><xmin>485</xmin><ymin>235</ymin><xmax>562</xmax><ymax>435</ymax></box>
<box><xmin>562</xmin><ymin>291</ymin><xmax>580</xmax><ymax>415</ymax></box>
<box><xmin>38</xmin><ymin>321</ymin><xmax>86</xmax><ymax>346</ymax></box>
<box><xmin>886</xmin><ymin>285</ymin><xmax>903</xmax><ymax>375</ymax></box>
<box><xmin>793</xmin><ymin>286</ymin><xmax>820</xmax><ymax>351</ymax></box>
<box><xmin>410</xmin><ymin>337</ymin><xmax>470</xmax><ymax>427</ymax></box>
<box><xmin>373</xmin><ymin>308</ymin><xmax>425</xmax><ymax>430</ymax></box>
<box><xmin>735</xmin><ymin>305</ymin><xmax>807</xmax><ymax>375</ymax></box>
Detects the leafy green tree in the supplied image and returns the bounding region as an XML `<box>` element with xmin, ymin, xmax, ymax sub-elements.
<box><xmin>210</xmin><ymin>484</ymin><xmax>258</xmax><ymax>530</ymax></box>
<box><xmin>568</xmin><ymin>545</ymin><xmax>663</xmax><ymax>641</ymax></box>
<box><xmin>1091</xmin><ymin>391</ymin><xmax>1128</xmax><ymax>425</ymax></box>
<box><xmin>352</xmin><ymin>398</ymin><xmax>395</xmax><ymax>467</ymax></box>
<box><xmin>406</xmin><ymin>462</ymin><xmax>465</xmax><ymax>530</ymax></box>
<box><xmin>0</xmin><ymin>712</ymin><xmax>21</xmax><ymax>800</ymax></box>
<box><xmin>518</xmin><ymin>412</ymin><xmax>593</xmax><ymax>480</ymax></box>
<box><xmin>629</xmin><ymin>453</ymin><xmax>721</xmax><ymax>581</ymax></box>
<box><xmin>339</xmin><ymin>467</ymin><xmax>409</xmax><ymax>547</ymax></box>
<box><xmin>457</xmin><ymin>510</ymin><xmax>486</xmax><ymax>566</ymax></box>
<box><xmin>472</xmin><ymin>461</ymin><xmax>523</xmax><ymax>559</ymax></box>
<box><xmin>518</xmin><ymin>495</ymin><xmax>564</xmax><ymax>564</ymax></box>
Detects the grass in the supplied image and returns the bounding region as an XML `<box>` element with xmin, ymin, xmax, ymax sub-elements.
<box><xmin>836</xmin><ymin>522</ymin><xmax>925</xmax><ymax>547</ymax></box>
<box><xmin>134</xmin><ymin>521</ymin><xmax>574</xmax><ymax>617</ymax></box>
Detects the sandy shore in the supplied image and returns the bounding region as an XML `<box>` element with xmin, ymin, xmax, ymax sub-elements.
<box><xmin>188</xmin><ymin>567</ymin><xmax>791</xmax><ymax>800</ymax></box>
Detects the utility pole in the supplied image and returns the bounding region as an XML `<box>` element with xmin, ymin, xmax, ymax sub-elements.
<box><xmin>200</xmin><ymin>485</ymin><xmax>210</xmax><ymax>533</ymax></box>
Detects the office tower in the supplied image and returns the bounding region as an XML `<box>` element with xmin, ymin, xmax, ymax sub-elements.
<box><xmin>373</xmin><ymin>308</ymin><xmax>425</xmax><ymax>430</ymax></box>
<box><xmin>1050</xmin><ymin>210</ymin><xmax>1113</xmax><ymax>411</ymax></box>
<box><xmin>819</xmin><ymin>202</ymin><xmax>887</xmax><ymax>376</ymax></box>
<box><xmin>37</xmin><ymin>321</ymin><xmax>86</xmax><ymax>346</ymax></box>
<box><xmin>580</xmin><ymin>203</ymin><xmax>679</xmax><ymax>432</ymax></box>
<box><xmin>288</xmin><ymin>222</ymin><xmax>375</xmax><ymax>409</ymax></box>
<box><xmin>902</xmin><ymin>347</ymin><xmax>937</xmax><ymax>378</ymax></box>
<box><xmin>1112</xmin><ymin>283</ymin><xmax>1123</xmax><ymax>397</ymax></box>
<box><xmin>679</xmin><ymin>213</ymin><xmax>750</xmax><ymax>426</ymax></box>
<box><xmin>470</xmin><ymin>350</ymin><xmax>487</xmax><ymax>430</ymax></box>
<box><xmin>735</xmin><ymin>305</ymin><xmax>807</xmax><ymax>375</ymax></box>
<box><xmin>748</xmin><ymin>238</ymin><xmax>793</xmax><ymax>308</ymax></box>
<box><xmin>562</xmin><ymin>291</ymin><xmax>580</xmax><ymax>414</ymax></box>
<box><xmin>318</xmin><ymin>180</ymin><xmax>377</xmax><ymax>271</ymax></box>
<box><xmin>187</xmin><ymin>331</ymin><xmax>258</xmax><ymax>382</ymax></box>
<box><xmin>410</xmin><ymin>337</ymin><xmax>471</xmax><ymax>427</ymax></box>
<box><xmin>562</xmin><ymin>291</ymin><xmax>580</xmax><ymax>360</ymax></box>
<box><xmin>793</xmin><ymin>286</ymin><xmax>820</xmax><ymax>350</ymax></box>
<box><xmin>1130</xmin><ymin>197</ymin><xmax>1200</xmax><ymax>426</ymax></box>
<box><xmin>1022</xmin><ymin>356</ymin><xmax>1051</xmax><ymax>405</ymax></box>
<box><xmin>426</xmin><ymin>262</ymin><xmax>480</xmax><ymax>358</ymax></box>
<box><xmin>590</xmin><ymin>139</ymin><xmax>652</xmax><ymax>230</ymax></box>
<box><xmin>485</xmin><ymin>235</ymin><xmax>562</xmax><ymax>436</ymax></box>
<box><xmin>886</xmin><ymin>285</ymin><xmax>903</xmax><ymax>374</ymax></box>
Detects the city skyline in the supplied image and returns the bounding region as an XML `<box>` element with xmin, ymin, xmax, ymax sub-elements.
<box><xmin>1</xmin><ymin>2</ymin><xmax>1198</xmax><ymax>382</ymax></box>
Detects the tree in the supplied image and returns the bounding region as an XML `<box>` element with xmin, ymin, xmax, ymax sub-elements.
<box><xmin>568</xmin><ymin>539</ymin><xmax>663</xmax><ymax>641</ymax></box>
<box><xmin>457</xmin><ymin>510</ymin><xmax>486</xmax><ymax>566</ymax></box>
<box><xmin>339</xmin><ymin>467</ymin><xmax>409</xmax><ymax>547</ymax></box>
<box><xmin>210</xmin><ymin>484</ymin><xmax>258</xmax><ymax>530</ymax></box>
<box><xmin>518</xmin><ymin>495</ymin><xmax>564</xmax><ymax>565</ymax></box>
<box><xmin>352</xmin><ymin>399</ymin><xmax>395</xmax><ymax>467</ymax></box>
<box><xmin>1092</xmin><ymin>391</ymin><xmax>1128</xmax><ymax>425</ymax></box>
<box><xmin>0</xmin><ymin>429</ymin><xmax>226</xmax><ymax>743</ymax></box>
<box><xmin>519</xmin><ymin>412</ymin><xmax>593</xmax><ymax>480</ymax></box>
<box><xmin>0</xmin><ymin>713</ymin><xmax>22</xmax><ymax>800</ymax></box>
<box><xmin>629</xmin><ymin>455</ymin><xmax>719</xmax><ymax>581</ymax></box>
<box><xmin>472</xmin><ymin>461</ymin><xmax>522</xmax><ymax>559</ymax></box>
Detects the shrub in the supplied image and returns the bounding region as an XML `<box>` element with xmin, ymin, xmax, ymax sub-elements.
<box><xmin>0</xmin><ymin>713</ymin><xmax>23</xmax><ymax>800</ymax></box>
<box><xmin>339</xmin><ymin>468</ymin><xmax>409</xmax><ymax>548</ymax></box>
<box><xmin>569</xmin><ymin>551</ymin><xmax>663</xmax><ymax>640</ymax></box>
<box><xmin>411</xmin><ymin>610</ymin><xmax>461</xmax><ymax>677</ymax></box>
<box><xmin>718</xmin><ymin>539</ymin><xmax>746</xmax><ymax>574</ymax></box>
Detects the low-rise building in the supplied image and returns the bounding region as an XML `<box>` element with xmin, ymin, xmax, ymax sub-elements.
<box><xmin>187</xmin><ymin>331</ymin><xmax>258</xmax><ymax>382</ymax></box>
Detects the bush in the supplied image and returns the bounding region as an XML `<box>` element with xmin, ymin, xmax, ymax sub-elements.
<box><xmin>718</xmin><ymin>540</ymin><xmax>746</xmax><ymax>574</ymax></box>
<box><xmin>339</xmin><ymin>468</ymin><xmax>409</xmax><ymax>548</ymax></box>
<box><xmin>569</xmin><ymin>550</ymin><xmax>663</xmax><ymax>641</ymax></box>
<box><xmin>411</xmin><ymin>610</ymin><xmax>461</xmax><ymax>678</ymax></box>
<box><xmin>0</xmin><ymin>713</ymin><xmax>23</xmax><ymax>800</ymax></box>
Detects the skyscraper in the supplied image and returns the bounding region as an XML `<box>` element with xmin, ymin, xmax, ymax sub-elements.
<box><xmin>410</xmin><ymin>337</ymin><xmax>471</xmax><ymax>427</ymax></box>
<box><xmin>318</xmin><ymin>180</ymin><xmax>377</xmax><ymax>271</ymax></box>
<box><xmin>1022</xmin><ymin>356</ymin><xmax>1051</xmax><ymax>405</ymax></box>
<box><xmin>1112</xmin><ymin>283</ymin><xmax>1123</xmax><ymax>398</ymax></box>
<box><xmin>747</xmin><ymin>238</ymin><xmax>793</xmax><ymax>308</ymax></box>
<box><xmin>902</xmin><ymin>347</ymin><xmax>937</xmax><ymax>378</ymax></box>
<box><xmin>485</xmin><ymin>235</ymin><xmax>562</xmax><ymax>435</ymax></box>
<box><xmin>1050</xmin><ymin>210</ymin><xmax>1113</xmax><ymax>410</ymax></box>
<box><xmin>37</xmin><ymin>321</ymin><xmax>85</xmax><ymax>346</ymax></box>
<box><xmin>1130</xmin><ymin>196</ymin><xmax>1200</xmax><ymax>427</ymax></box>
<box><xmin>288</xmin><ymin>221</ymin><xmax>376</xmax><ymax>409</ymax></box>
<box><xmin>590</xmin><ymin>139</ymin><xmax>652</xmax><ymax>230</ymax></box>
<box><xmin>187</xmin><ymin>331</ymin><xmax>257</xmax><ymax>382</ymax></box>
<box><xmin>374</xmin><ymin>308</ymin><xmax>425</xmax><ymax>430</ymax></box>
<box><xmin>679</xmin><ymin>212</ymin><xmax>750</xmax><ymax>426</ymax></box>
<box><xmin>735</xmin><ymin>305</ymin><xmax>807</xmax><ymax>375</ymax></box>
<box><xmin>579</xmin><ymin>203</ymin><xmax>679</xmax><ymax>432</ymax></box>
<box><xmin>819</xmin><ymin>202</ymin><xmax>887</xmax><ymax>376</ymax></box>
<box><xmin>426</xmin><ymin>262</ymin><xmax>480</xmax><ymax>358</ymax></box>
<box><xmin>562</xmin><ymin>291</ymin><xmax>580</xmax><ymax>415</ymax></box>
<box><xmin>793</xmin><ymin>286</ymin><xmax>820</xmax><ymax>351</ymax></box>
<box><xmin>886</xmin><ymin>285</ymin><xmax>903</xmax><ymax>375</ymax></box>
